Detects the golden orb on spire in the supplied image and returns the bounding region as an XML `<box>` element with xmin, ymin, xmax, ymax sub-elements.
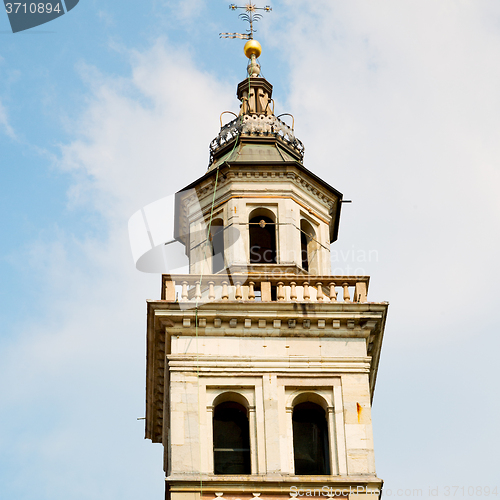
<box><xmin>244</xmin><ymin>39</ymin><xmax>262</xmax><ymax>58</ymax></box>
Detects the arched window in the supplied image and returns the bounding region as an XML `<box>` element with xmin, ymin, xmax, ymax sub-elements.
<box><xmin>249</xmin><ymin>209</ymin><xmax>276</xmax><ymax>264</ymax></box>
<box><xmin>210</xmin><ymin>219</ymin><xmax>224</xmax><ymax>273</ymax></box>
<box><xmin>300</xmin><ymin>219</ymin><xmax>316</xmax><ymax>273</ymax></box>
<box><xmin>293</xmin><ymin>402</ymin><xmax>330</xmax><ymax>475</ymax></box>
<box><xmin>213</xmin><ymin>401</ymin><xmax>251</xmax><ymax>474</ymax></box>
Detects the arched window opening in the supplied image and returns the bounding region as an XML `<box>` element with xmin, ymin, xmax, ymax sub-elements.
<box><xmin>249</xmin><ymin>215</ymin><xmax>276</xmax><ymax>264</ymax></box>
<box><xmin>300</xmin><ymin>220</ymin><xmax>316</xmax><ymax>273</ymax></box>
<box><xmin>293</xmin><ymin>402</ymin><xmax>330</xmax><ymax>475</ymax></box>
<box><xmin>210</xmin><ymin>219</ymin><xmax>224</xmax><ymax>273</ymax></box>
<box><xmin>213</xmin><ymin>401</ymin><xmax>251</xmax><ymax>474</ymax></box>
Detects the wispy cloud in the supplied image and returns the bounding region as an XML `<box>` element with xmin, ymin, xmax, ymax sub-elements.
<box><xmin>59</xmin><ymin>39</ymin><xmax>233</xmax><ymax>220</ymax></box>
<box><xmin>164</xmin><ymin>0</ymin><xmax>207</xmax><ymax>23</ymax></box>
<box><xmin>97</xmin><ymin>9</ymin><xmax>115</xmax><ymax>27</ymax></box>
<box><xmin>0</xmin><ymin>99</ymin><xmax>17</xmax><ymax>140</ymax></box>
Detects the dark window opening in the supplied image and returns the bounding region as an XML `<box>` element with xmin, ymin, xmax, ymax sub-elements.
<box><xmin>211</xmin><ymin>221</ymin><xmax>224</xmax><ymax>273</ymax></box>
<box><xmin>293</xmin><ymin>402</ymin><xmax>330</xmax><ymax>475</ymax></box>
<box><xmin>301</xmin><ymin>231</ymin><xmax>309</xmax><ymax>271</ymax></box>
<box><xmin>213</xmin><ymin>401</ymin><xmax>251</xmax><ymax>474</ymax></box>
<box><xmin>249</xmin><ymin>216</ymin><xmax>276</xmax><ymax>264</ymax></box>
<box><xmin>300</xmin><ymin>220</ymin><xmax>316</xmax><ymax>273</ymax></box>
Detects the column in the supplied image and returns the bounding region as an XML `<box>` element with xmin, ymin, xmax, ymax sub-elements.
<box><xmin>255</xmin><ymin>379</ymin><xmax>267</xmax><ymax>473</ymax></box>
<box><xmin>206</xmin><ymin>405</ymin><xmax>214</xmax><ymax>473</ymax></box>
<box><xmin>263</xmin><ymin>374</ymin><xmax>281</xmax><ymax>472</ymax></box>
<box><xmin>333</xmin><ymin>383</ymin><xmax>347</xmax><ymax>475</ymax></box>
<box><xmin>248</xmin><ymin>405</ymin><xmax>257</xmax><ymax>474</ymax></box>
<box><xmin>327</xmin><ymin>406</ymin><xmax>339</xmax><ymax>475</ymax></box>
<box><xmin>285</xmin><ymin>406</ymin><xmax>295</xmax><ymax>474</ymax></box>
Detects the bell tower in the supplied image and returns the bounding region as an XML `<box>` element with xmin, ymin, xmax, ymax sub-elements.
<box><xmin>144</xmin><ymin>7</ymin><xmax>388</xmax><ymax>500</ymax></box>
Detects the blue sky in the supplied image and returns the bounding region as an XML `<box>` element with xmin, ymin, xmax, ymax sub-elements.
<box><xmin>1</xmin><ymin>1</ymin><xmax>500</xmax><ymax>499</ymax></box>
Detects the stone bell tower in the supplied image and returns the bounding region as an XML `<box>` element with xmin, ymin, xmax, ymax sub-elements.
<box><xmin>144</xmin><ymin>13</ymin><xmax>388</xmax><ymax>500</ymax></box>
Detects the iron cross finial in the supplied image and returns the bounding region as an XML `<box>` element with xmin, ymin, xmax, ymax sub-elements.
<box><xmin>220</xmin><ymin>3</ymin><xmax>272</xmax><ymax>40</ymax></box>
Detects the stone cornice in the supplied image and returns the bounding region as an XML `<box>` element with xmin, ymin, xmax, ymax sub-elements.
<box><xmin>165</xmin><ymin>474</ymin><xmax>383</xmax><ymax>489</ymax></box>
<box><xmin>167</xmin><ymin>356</ymin><xmax>372</xmax><ymax>374</ymax></box>
<box><xmin>149</xmin><ymin>301</ymin><xmax>387</xmax><ymax>338</ymax></box>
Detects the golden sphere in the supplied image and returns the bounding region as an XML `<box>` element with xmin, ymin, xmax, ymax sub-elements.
<box><xmin>244</xmin><ymin>40</ymin><xmax>262</xmax><ymax>59</ymax></box>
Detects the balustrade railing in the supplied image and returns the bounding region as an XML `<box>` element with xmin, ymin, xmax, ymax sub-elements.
<box><xmin>161</xmin><ymin>274</ymin><xmax>369</xmax><ymax>303</ymax></box>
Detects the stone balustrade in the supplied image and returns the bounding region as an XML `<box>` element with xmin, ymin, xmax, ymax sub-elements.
<box><xmin>161</xmin><ymin>274</ymin><xmax>369</xmax><ymax>304</ymax></box>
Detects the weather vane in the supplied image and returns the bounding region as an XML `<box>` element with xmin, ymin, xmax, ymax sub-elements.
<box><xmin>220</xmin><ymin>3</ymin><xmax>272</xmax><ymax>40</ymax></box>
<box><xmin>220</xmin><ymin>3</ymin><xmax>272</xmax><ymax>77</ymax></box>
